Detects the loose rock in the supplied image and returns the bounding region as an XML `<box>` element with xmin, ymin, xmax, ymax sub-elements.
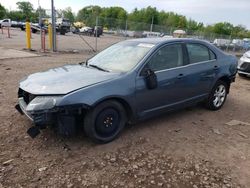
<box><xmin>38</xmin><ymin>167</ymin><xmax>47</xmax><ymax>172</ymax></box>
<box><xmin>3</xmin><ymin>159</ymin><xmax>13</xmax><ymax>165</ymax></box>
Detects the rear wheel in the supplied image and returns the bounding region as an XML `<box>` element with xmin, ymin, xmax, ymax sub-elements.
<box><xmin>84</xmin><ymin>100</ymin><xmax>127</xmax><ymax>143</ymax></box>
<box><xmin>205</xmin><ymin>80</ymin><xmax>228</xmax><ymax>110</ymax></box>
<box><xmin>31</xmin><ymin>28</ymin><xmax>37</xmax><ymax>33</ymax></box>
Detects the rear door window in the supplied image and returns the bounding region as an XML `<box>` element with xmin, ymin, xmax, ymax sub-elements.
<box><xmin>186</xmin><ymin>43</ymin><xmax>210</xmax><ymax>64</ymax></box>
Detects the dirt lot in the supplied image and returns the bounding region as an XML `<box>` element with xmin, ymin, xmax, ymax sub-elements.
<box><xmin>0</xmin><ymin>28</ymin><xmax>124</xmax><ymax>52</ymax></box>
<box><xmin>0</xmin><ymin>30</ymin><xmax>250</xmax><ymax>188</ymax></box>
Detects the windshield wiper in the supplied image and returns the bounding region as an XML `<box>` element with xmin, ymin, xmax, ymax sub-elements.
<box><xmin>88</xmin><ymin>64</ymin><xmax>109</xmax><ymax>72</ymax></box>
<box><xmin>79</xmin><ymin>58</ymin><xmax>89</xmax><ymax>66</ymax></box>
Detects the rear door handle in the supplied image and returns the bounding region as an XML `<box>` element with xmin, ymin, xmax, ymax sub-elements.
<box><xmin>177</xmin><ymin>73</ymin><xmax>184</xmax><ymax>79</ymax></box>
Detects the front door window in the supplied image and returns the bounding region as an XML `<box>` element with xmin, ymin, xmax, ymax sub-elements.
<box><xmin>147</xmin><ymin>44</ymin><xmax>183</xmax><ymax>71</ymax></box>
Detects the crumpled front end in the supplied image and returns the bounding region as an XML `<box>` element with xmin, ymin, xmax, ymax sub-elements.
<box><xmin>16</xmin><ymin>88</ymin><xmax>89</xmax><ymax>138</ymax></box>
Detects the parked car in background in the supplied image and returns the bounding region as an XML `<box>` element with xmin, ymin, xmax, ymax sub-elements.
<box><xmin>79</xmin><ymin>26</ymin><xmax>93</xmax><ymax>34</ymax></box>
<box><xmin>143</xmin><ymin>31</ymin><xmax>161</xmax><ymax>38</ymax></box>
<box><xmin>238</xmin><ymin>51</ymin><xmax>250</xmax><ymax>77</ymax></box>
<box><xmin>47</xmin><ymin>18</ymin><xmax>71</xmax><ymax>35</ymax></box>
<box><xmin>16</xmin><ymin>38</ymin><xmax>237</xmax><ymax>143</ymax></box>
<box><xmin>173</xmin><ymin>30</ymin><xmax>186</xmax><ymax>38</ymax></box>
<box><xmin>213</xmin><ymin>39</ymin><xmax>231</xmax><ymax>49</ymax></box>
<box><xmin>0</xmin><ymin>19</ymin><xmax>25</xmax><ymax>30</ymax></box>
<box><xmin>94</xmin><ymin>26</ymin><xmax>103</xmax><ymax>37</ymax></box>
<box><xmin>133</xmin><ymin>31</ymin><xmax>146</xmax><ymax>38</ymax></box>
<box><xmin>12</xmin><ymin>21</ymin><xmax>25</xmax><ymax>30</ymax></box>
<box><xmin>0</xmin><ymin>19</ymin><xmax>11</xmax><ymax>28</ymax></box>
<box><xmin>162</xmin><ymin>35</ymin><xmax>174</xmax><ymax>39</ymax></box>
<box><xmin>230</xmin><ymin>39</ymin><xmax>244</xmax><ymax>50</ymax></box>
<box><xmin>75</xmin><ymin>26</ymin><xmax>102</xmax><ymax>37</ymax></box>
<box><xmin>243</xmin><ymin>38</ymin><xmax>250</xmax><ymax>50</ymax></box>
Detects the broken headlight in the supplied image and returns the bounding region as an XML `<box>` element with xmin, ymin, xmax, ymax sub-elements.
<box><xmin>26</xmin><ymin>96</ymin><xmax>63</xmax><ymax>112</ymax></box>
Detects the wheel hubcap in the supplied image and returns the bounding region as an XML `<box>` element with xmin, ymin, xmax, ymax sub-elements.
<box><xmin>213</xmin><ymin>85</ymin><xmax>226</xmax><ymax>107</ymax></box>
<box><xmin>104</xmin><ymin>116</ymin><xmax>113</xmax><ymax>127</ymax></box>
<box><xmin>95</xmin><ymin>108</ymin><xmax>120</xmax><ymax>137</ymax></box>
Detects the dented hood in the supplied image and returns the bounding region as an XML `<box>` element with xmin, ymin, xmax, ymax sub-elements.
<box><xmin>19</xmin><ymin>64</ymin><xmax>120</xmax><ymax>95</ymax></box>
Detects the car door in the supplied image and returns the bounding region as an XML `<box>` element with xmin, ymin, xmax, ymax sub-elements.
<box><xmin>135</xmin><ymin>43</ymin><xmax>190</xmax><ymax>118</ymax></box>
<box><xmin>183</xmin><ymin>43</ymin><xmax>218</xmax><ymax>99</ymax></box>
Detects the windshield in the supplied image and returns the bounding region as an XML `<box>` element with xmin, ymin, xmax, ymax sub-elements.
<box><xmin>88</xmin><ymin>41</ymin><xmax>154</xmax><ymax>72</ymax></box>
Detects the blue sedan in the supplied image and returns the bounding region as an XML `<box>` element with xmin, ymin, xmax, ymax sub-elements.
<box><xmin>16</xmin><ymin>38</ymin><xmax>238</xmax><ymax>143</ymax></box>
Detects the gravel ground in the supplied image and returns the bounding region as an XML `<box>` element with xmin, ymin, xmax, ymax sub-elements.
<box><xmin>0</xmin><ymin>30</ymin><xmax>250</xmax><ymax>187</ymax></box>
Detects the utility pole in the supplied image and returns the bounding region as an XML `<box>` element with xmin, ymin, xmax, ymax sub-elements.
<box><xmin>150</xmin><ymin>15</ymin><xmax>154</xmax><ymax>33</ymax></box>
<box><xmin>51</xmin><ymin>0</ymin><xmax>56</xmax><ymax>51</ymax></box>
<box><xmin>125</xmin><ymin>19</ymin><xmax>128</xmax><ymax>40</ymax></box>
<box><xmin>95</xmin><ymin>16</ymin><xmax>98</xmax><ymax>52</ymax></box>
<box><xmin>38</xmin><ymin>0</ymin><xmax>42</xmax><ymax>50</ymax></box>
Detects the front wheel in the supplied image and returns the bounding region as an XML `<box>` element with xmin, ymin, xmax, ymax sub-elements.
<box><xmin>84</xmin><ymin>100</ymin><xmax>127</xmax><ymax>143</ymax></box>
<box><xmin>205</xmin><ymin>80</ymin><xmax>228</xmax><ymax>110</ymax></box>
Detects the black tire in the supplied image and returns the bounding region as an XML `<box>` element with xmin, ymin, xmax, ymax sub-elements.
<box><xmin>205</xmin><ymin>80</ymin><xmax>228</xmax><ymax>111</ymax></box>
<box><xmin>84</xmin><ymin>100</ymin><xmax>127</xmax><ymax>143</ymax></box>
<box><xmin>238</xmin><ymin>73</ymin><xmax>246</xmax><ymax>77</ymax></box>
<box><xmin>31</xmin><ymin>28</ymin><xmax>37</xmax><ymax>33</ymax></box>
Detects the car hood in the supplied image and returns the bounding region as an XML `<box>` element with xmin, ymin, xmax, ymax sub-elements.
<box><xmin>245</xmin><ymin>51</ymin><xmax>250</xmax><ymax>59</ymax></box>
<box><xmin>20</xmin><ymin>64</ymin><xmax>120</xmax><ymax>95</ymax></box>
<box><xmin>240</xmin><ymin>51</ymin><xmax>250</xmax><ymax>63</ymax></box>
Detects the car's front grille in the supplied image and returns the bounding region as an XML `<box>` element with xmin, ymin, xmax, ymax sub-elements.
<box><xmin>239</xmin><ymin>62</ymin><xmax>250</xmax><ymax>72</ymax></box>
<box><xmin>18</xmin><ymin>88</ymin><xmax>36</xmax><ymax>104</ymax></box>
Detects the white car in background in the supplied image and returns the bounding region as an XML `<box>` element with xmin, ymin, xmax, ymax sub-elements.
<box><xmin>213</xmin><ymin>39</ymin><xmax>231</xmax><ymax>48</ymax></box>
<box><xmin>238</xmin><ymin>51</ymin><xmax>250</xmax><ymax>77</ymax></box>
<box><xmin>0</xmin><ymin>19</ymin><xmax>11</xmax><ymax>28</ymax></box>
<box><xmin>79</xmin><ymin>26</ymin><xmax>93</xmax><ymax>33</ymax></box>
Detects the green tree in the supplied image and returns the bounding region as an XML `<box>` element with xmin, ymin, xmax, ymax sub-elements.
<box><xmin>177</xmin><ymin>16</ymin><xmax>187</xmax><ymax>29</ymax></box>
<box><xmin>186</xmin><ymin>19</ymin><xmax>203</xmax><ymax>33</ymax></box>
<box><xmin>74</xmin><ymin>4</ymin><xmax>250</xmax><ymax>38</ymax></box>
<box><xmin>0</xmin><ymin>3</ymin><xmax>6</xmax><ymax>19</ymax></box>
<box><xmin>7</xmin><ymin>11</ymin><xmax>25</xmax><ymax>21</ymax></box>
<box><xmin>213</xmin><ymin>22</ymin><xmax>233</xmax><ymax>36</ymax></box>
<box><xmin>231</xmin><ymin>25</ymin><xmax>247</xmax><ymax>38</ymax></box>
<box><xmin>100</xmin><ymin>7</ymin><xmax>127</xmax><ymax>29</ymax></box>
<box><xmin>36</xmin><ymin>7</ymin><xmax>47</xmax><ymax>18</ymax></box>
<box><xmin>128</xmin><ymin>6</ymin><xmax>159</xmax><ymax>31</ymax></box>
<box><xmin>77</xmin><ymin>5</ymin><xmax>102</xmax><ymax>26</ymax></box>
<box><xmin>164</xmin><ymin>12</ymin><xmax>181</xmax><ymax>28</ymax></box>
<box><xmin>62</xmin><ymin>7</ymin><xmax>75</xmax><ymax>23</ymax></box>
<box><xmin>16</xmin><ymin>1</ymin><xmax>34</xmax><ymax>19</ymax></box>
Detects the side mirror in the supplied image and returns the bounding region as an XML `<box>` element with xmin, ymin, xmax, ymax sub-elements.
<box><xmin>144</xmin><ymin>69</ymin><xmax>158</xmax><ymax>89</ymax></box>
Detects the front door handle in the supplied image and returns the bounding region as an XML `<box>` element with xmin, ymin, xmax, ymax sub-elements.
<box><xmin>214</xmin><ymin>65</ymin><xmax>219</xmax><ymax>70</ymax></box>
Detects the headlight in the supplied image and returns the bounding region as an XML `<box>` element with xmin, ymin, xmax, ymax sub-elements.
<box><xmin>26</xmin><ymin>96</ymin><xmax>63</xmax><ymax>112</ymax></box>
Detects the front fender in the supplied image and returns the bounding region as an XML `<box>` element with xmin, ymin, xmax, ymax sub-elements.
<box><xmin>57</xmin><ymin>74</ymin><xmax>137</xmax><ymax>111</ymax></box>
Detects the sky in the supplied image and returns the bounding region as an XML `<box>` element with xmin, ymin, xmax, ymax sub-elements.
<box><xmin>0</xmin><ymin>0</ymin><xmax>250</xmax><ymax>29</ymax></box>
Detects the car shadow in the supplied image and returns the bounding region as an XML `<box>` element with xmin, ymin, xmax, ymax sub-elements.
<box><xmin>35</xmin><ymin>103</ymin><xmax>207</xmax><ymax>150</ymax></box>
<box><xmin>238</xmin><ymin>75</ymin><xmax>250</xmax><ymax>80</ymax></box>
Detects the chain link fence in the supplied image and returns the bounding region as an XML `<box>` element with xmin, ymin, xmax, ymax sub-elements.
<box><xmin>51</xmin><ymin>15</ymin><xmax>250</xmax><ymax>54</ymax></box>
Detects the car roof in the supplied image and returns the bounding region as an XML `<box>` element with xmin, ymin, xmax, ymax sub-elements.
<box><xmin>126</xmin><ymin>38</ymin><xmax>210</xmax><ymax>45</ymax></box>
<box><xmin>126</xmin><ymin>37</ymin><xmax>226</xmax><ymax>57</ymax></box>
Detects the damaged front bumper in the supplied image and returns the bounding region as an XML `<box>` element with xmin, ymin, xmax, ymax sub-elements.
<box><xmin>16</xmin><ymin>96</ymin><xmax>59</xmax><ymax>125</ymax></box>
<box><xmin>16</xmin><ymin>96</ymin><xmax>60</xmax><ymax>138</ymax></box>
<box><xmin>16</xmin><ymin>89</ymin><xmax>89</xmax><ymax>138</ymax></box>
